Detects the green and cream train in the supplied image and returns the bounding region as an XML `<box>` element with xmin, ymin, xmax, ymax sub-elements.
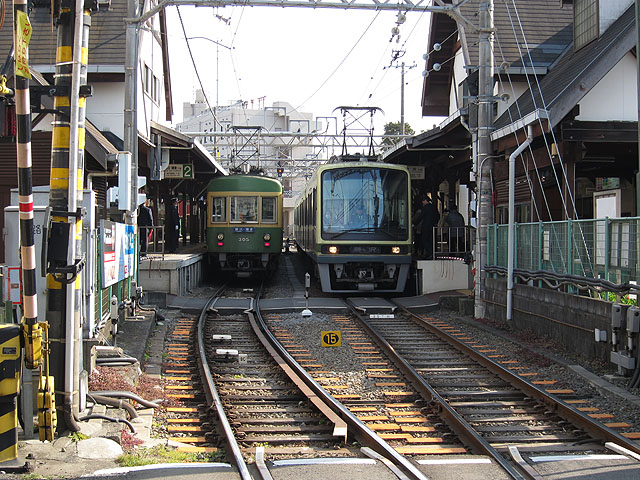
<box><xmin>294</xmin><ymin>155</ymin><xmax>412</xmax><ymax>293</ymax></box>
<box><xmin>206</xmin><ymin>175</ymin><xmax>283</xmax><ymax>274</ymax></box>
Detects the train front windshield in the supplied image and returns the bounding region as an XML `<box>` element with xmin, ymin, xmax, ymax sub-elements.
<box><xmin>321</xmin><ymin>167</ymin><xmax>409</xmax><ymax>241</ymax></box>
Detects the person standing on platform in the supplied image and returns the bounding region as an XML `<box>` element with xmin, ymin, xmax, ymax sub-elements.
<box><xmin>444</xmin><ymin>203</ymin><xmax>466</xmax><ymax>254</ymax></box>
<box><xmin>413</xmin><ymin>194</ymin><xmax>440</xmax><ymax>260</ymax></box>
<box><xmin>445</xmin><ymin>203</ymin><xmax>466</xmax><ymax>254</ymax></box>
<box><xmin>138</xmin><ymin>200</ymin><xmax>153</xmax><ymax>256</ymax></box>
<box><xmin>167</xmin><ymin>197</ymin><xmax>180</xmax><ymax>253</ymax></box>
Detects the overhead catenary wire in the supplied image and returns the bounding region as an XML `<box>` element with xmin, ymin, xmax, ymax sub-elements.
<box><xmin>492</xmin><ymin>26</ymin><xmax>565</xmax><ymax>271</ymax></box>
<box><xmin>504</xmin><ymin>0</ymin><xmax>595</xmax><ymax>277</ymax></box>
<box><xmin>294</xmin><ymin>10</ymin><xmax>382</xmax><ymax>114</ymax></box>
<box><xmin>503</xmin><ymin>1</ymin><xmax>573</xmax><ymax>219</ymax></box>
<box><xmin>359</xmin><ymin>6</ymin><xmax>431</xmax><ymax>108</ymax></box>
<box><xmin>176</xmin><ymin>6</ymin><xmax>224</xmax><ymax>129</ymax></box>
<box><xmin>489</xmin><ymin>1</ymin><xmax>572</xmax><ymax>274</ymax></box>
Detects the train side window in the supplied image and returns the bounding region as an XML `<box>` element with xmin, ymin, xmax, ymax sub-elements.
<box><xmin>231</xmin><ymin>196</ymin><xmax>258</xmax><ymax>223</ymax></box>
<box><xmin>212</xmin><ymin>197</ymin><xmax>226</xmax><ymax>223</ymax></box>
<box><xmin>261</xmin><ymin>197</ymin><xmax>277</xmax><ymax>223</ymax></box>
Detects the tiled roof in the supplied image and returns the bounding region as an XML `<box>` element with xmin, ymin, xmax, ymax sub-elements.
<box><xmin>463</xmin><ymin>0</ymin><xmax>574</xmax><ymax>68</ymax></box>
<box><xmin>494</xmin><ymin>5</ymin><xmax>635</xmax><ymax>131</ymax></box>
<box><xmin>0</xmin><ymin>0</ymin><xmax>127</xmax><ymax>69</ymax></box>
<box><xmin>422</xmin><ymin>0</ymin><xmax>574</xmax><ymax>116</ymax></box>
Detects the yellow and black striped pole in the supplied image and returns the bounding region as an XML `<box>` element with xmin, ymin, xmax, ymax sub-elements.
<box><xmin>0</xmin><ymin>325</ymin><xmax>21</xmax><ymax>462</ymax></box>
<box><xmin>46</xmin><ymin>0</ymin><xmax>90</xmax><ymax>433</ymax></box>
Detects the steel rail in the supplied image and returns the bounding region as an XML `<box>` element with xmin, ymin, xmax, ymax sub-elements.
<box><xmin>344</xmin><ymin>300</ymin><xmax>527</xmax><ymax>480</ymax></box>
<box><xmin>394</xmin><ymin>302</ymin><xmax>640</xmax><ymax>457</ymax></box>
<box><xmin>245</xmin><ymin>284</ymin><xmax>348</xmax><ymax>440</ymax></box>
<box><xmin>196</xmin><ymin>283</ymin><xmax>253</xmax><ymax>480</ymax></box>
<box><xmin>252</xmin><ymin>295</ymin><xmax>429</xmax><ymax>480</ymax></box>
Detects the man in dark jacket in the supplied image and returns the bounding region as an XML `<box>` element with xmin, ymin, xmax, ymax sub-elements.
<box><xmin>414</xmin><ymin>194</ymin><xmax>439</xmax><ymax>259</ymax></box>
<box><xmin>445</xmin><ymin>204</ymin><xmax>465</xmax><ymax>254</ymax></box>
<box><xmin>138</xmin><ymin>200</ymin><xmax>154</xmax><ymax>256</ymax></box>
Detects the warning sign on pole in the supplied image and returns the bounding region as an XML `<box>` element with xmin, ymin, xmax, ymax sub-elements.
<box><xmin>15</xmin><ymin>10</ymin><xmax>32</xmax><ymax>79</ymax></box>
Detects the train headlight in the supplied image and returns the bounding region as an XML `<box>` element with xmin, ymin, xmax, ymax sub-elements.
<box><xmin>217</xmin><ymin>233</ymin><xmax>224</xmax><ymax>241</ymax></box>
<box><xmin>391</xmin><ymin>246</ymin><xmax>400</xmax><ymax>254</ymax></box>
<box><xmin>329</xmin><ymin>246</ymin><xmax>338</xmax><ymax>254</ymax></box>
<box><xmin>263</xmin><ymin>233</ymin><xmax>271</xmax><ymax>241</ymax></box>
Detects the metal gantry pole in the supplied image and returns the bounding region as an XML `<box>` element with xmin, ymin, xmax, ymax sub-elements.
<box><xmin>125</xmin><ymin>0</ymin><xmax>139</xmax><ymax>216</ymax></box>
<box><xmin>400</xmin><ymin>62</ymin><xmax>405</xmax><ymax>135</ymax></box>
<box><xmin>474</xmin><ymin>0</ymin><xmax>494</xmax><ymax>319</ymax></box>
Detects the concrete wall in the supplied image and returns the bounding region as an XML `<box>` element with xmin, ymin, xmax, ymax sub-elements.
<box><xmin>139</xmin><ymin>254</ymin><xmax>204</xmax><ymax>297</ymax></box>
<box><xmin>483</xmin><ymin>278</ymin><xmax>611</xmax><ymax>361</ymax></box>
<box><xmin>418</xmin><ymin>259</ymin><xmax>472</xmax><ymax>294</ymax></box>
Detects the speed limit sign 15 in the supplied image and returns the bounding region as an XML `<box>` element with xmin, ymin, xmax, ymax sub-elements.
<box><xmin>321</xmin><ymin>331</ymin><xmax>342</xmax><ymax>347</ymax></box>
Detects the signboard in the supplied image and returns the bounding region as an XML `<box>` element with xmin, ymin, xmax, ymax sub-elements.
<box><xmin>3</xmin><ymin>267</ymin><xmax>21</xmax><ymax>305</ymax></box>
<box><xmin>164</xmin><ymin>164</ymin><xmax>194</xmax><ymax>179</ymax></box>
<box><xmin>15</xmin><ymin>10</ymin><xmax>32</xmax><ymax>79</ymax></box>
<box><xmin>101</xmin><ymin>220</ymin><xmax>135</xmax><ymax>287</ymax></box>
<box><xmin>321</xmin><ymin>331</ymin><xmax>342</xmax><ymax>347</ymax></box>
<box><xmin>408</xmin><ymin>166</ymin><xmax>425</xmax><ymax>180</ymax></box>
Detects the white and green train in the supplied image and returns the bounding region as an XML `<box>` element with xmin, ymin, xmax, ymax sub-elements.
<box><xmin>206</xmin><ymin>175</ymin><xmax>283</xmax><ymax>275</ymax></box>
<box><xmin>295</xmin><ymin>156</ymin><xmax>412</xmax><ymax>293</ymax></box>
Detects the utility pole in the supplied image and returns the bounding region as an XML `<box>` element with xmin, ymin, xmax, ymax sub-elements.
<box><xmin>125</xmin><ymin>0</ymin><xmax>138</xmax><ymax>225</ymax></box>
<box><xmin>400</xmin><ymin>62</ymin><xmax>410</xmax><ymax>134</ymax></box>
<box><xmin>474</xmin><ymin>0</ymin><xmax>494</xmax><ymax>319</ymax></box>
<box><xmin>389</xmin><ymin>50</ymin><xmax>416</xmax><ymax>135</ymax></box>
<box><xmin>46</xmin><ymin>0</ymin><xmax>92</xmax><ymax>432</ymax></box>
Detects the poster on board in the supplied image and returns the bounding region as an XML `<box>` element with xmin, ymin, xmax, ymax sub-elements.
<box><xmin>101</xmin><ymin>220</ymin><xmax>135</xmax><ymax>287</ymax></box>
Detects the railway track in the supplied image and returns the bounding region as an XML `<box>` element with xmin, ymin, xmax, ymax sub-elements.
<box><xmin>349</xmin><ymin>301</ymin><xmax>640</xmax><ymax>478</ymax></box>
<box><xmin>163</xmin><ymin>283</ymin><xmax>430</xmax><ymax>480</ymax></box>
<box><xmin>263</xmin><ymin>311</ymin><xmax>469</xmax><ymax>457</ymax></box>
<box><xmin>162</xmin><ymin>314</ymin><xmax>220</xmax><ymax>455</ymax></box>
<box><xmin>161</xmin><ymin>286</ymin><xmax>640</xmax><ymax>479</ymax></box>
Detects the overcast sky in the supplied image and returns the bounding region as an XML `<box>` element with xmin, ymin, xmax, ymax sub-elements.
<box><xmin>164</xmin><ymin>5</ymin><xmax>447</xmax><ymax>136</ymax></box>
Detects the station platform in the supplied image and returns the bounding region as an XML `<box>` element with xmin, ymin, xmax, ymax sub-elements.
<box><xmin>139</xmin><ymin>251</ymin><xmax>205</xmax><ymax>305</ymax></box>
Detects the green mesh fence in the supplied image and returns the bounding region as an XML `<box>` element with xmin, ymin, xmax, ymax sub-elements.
<box><xmin>487</xmin><ymin>218</ymin><xmax>640</xmax><ymax>284</ymax></box>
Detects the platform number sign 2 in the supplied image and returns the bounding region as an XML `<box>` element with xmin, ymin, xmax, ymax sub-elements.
<box><xmin>321</xmin><ymin>331</ymin><xmax>341</xmax><ymax>347</ymax></box>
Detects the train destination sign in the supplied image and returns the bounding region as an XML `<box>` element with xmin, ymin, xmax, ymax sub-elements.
<box><xmin>321</xmin><ymin>331</ymin><xmax>342</xmax><ymax>347</ymax></box>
